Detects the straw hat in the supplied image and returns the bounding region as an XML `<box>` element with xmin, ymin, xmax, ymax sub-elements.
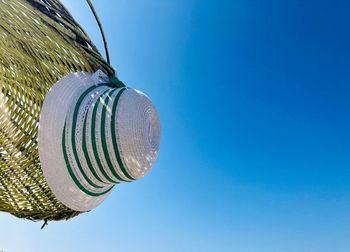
<box><xmin>38</xmin><ymin>70</ymin><xmax>160</xmax><ymax>212</ymax></box>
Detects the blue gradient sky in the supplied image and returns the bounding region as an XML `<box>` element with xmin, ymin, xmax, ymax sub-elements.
<box><xmin>1</xmin><ymin>0</ymin><xmax>350</xmax><ymax>251</ymax></box>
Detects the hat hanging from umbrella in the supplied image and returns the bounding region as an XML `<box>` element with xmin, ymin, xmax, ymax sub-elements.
<box><xmin>0</xmin><ymin>0</ymin><xmax>160</xmax><ymax>221</ymax></box>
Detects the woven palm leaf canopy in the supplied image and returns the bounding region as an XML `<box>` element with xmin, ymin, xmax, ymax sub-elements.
<box><xmin>0</xmin><ymin>0</ymin><xmax>160</xmax><ymax>221</ymax></box>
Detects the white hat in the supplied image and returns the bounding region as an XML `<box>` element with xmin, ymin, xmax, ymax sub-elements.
<box><xmin>38</xmin><ymin>70</ymin><xmax>160</xmax><ymax>212</ymax></box>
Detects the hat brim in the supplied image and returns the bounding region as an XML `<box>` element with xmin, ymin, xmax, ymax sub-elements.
<box><xmin>38</xmin><ymin>71</ymin><xmax>113</xmax><ymax>212</ymax></box>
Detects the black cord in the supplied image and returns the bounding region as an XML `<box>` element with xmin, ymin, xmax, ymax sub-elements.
<box><xmin>41</xmin><ymin>220</ymin><xmax>48</xmax><ymax>229</ymax></box>
<box><xmin>86</xmin><ymin>0</ymin><xmax>111</xmax><ymax>65</ymax></box>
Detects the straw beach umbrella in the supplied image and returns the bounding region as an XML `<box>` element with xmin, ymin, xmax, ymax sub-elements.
<box><xmin>0</xmin><ymin>0</ymin><xmax>160</xmax><ymax>222</ymax></box>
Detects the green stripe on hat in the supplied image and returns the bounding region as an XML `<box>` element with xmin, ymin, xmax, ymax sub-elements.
<box><xmin>62</xmin><ymin>121</ymin><xmax>114</xmax><ymax>197</ymax></box>
<box><xmin>70</xmin><ymin>85</ymin><xmax>105</xmax><ymax>189</ymax></box>
<box><xmin>82</xmin><ymin>104</ymin><xmax>109</xmax><ymax>185</ymax></box>
<box><xmin>110</xmin><ymin>88</ymin><xmax>136</xmax><ymax>181</ymax></box>
<box><xmin>90</xmin><ymin>88</ymin><xmax>121</xmax><ymax>184</ymax></box>
<box><xmin>100</xmin><ymin>87</ymin><xmax>132</xmax><ymax>182</ymax></box>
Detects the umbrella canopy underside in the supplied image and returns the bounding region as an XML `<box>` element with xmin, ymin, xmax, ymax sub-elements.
<box><xmin>0</xmin><ymin>0</ymin><xmax>113</xmax><ymax>221</ymax></box>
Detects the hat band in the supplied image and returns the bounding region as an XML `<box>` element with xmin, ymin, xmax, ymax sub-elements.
<box><xmin>61</xmin><ymin>83</ymin><xmax>133</xmax><ymax>197</ymax></box>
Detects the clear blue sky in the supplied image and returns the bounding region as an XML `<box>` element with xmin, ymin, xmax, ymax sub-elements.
<box><xmin>1</xmin><ymin>0</ymin><xmax>350</xmax><ymax>251</ymax></box>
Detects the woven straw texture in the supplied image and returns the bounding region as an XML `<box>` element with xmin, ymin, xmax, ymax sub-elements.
<box><xmin>0</xmin><ymin>0</ymin><xmax>114</xmax><ymax>221</ymax></box>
